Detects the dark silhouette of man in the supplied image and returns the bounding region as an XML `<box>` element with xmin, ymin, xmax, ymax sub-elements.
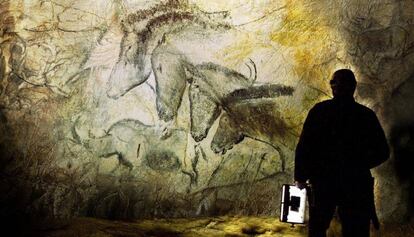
<box><xmin>295</xmin><ymin>69</ymin><xmax>389</xmax><ymax>237</ymax></box>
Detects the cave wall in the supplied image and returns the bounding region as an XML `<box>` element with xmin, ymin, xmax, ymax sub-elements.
<box><xmin>1</xmin><ymin>0</ymin><xmax>413</xmax><ymax>223</ymax></box>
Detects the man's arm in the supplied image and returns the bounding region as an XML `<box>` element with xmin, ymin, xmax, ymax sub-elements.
<box><xmin>295</xmin><ymin>107</ymin><xmax>318</xmax><ymax>183</ymax></box>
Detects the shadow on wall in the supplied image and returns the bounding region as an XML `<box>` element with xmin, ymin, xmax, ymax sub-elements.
<box><xmin>340</xmin><ymin>1</ymin><xmax>414</xmax><ymax>221</ymax></box>
<box><xmin>0</xmin><ymin>108</ymin><xmax>45</xmax><ymax>234</ymax></box>
<box><xmin>390</xmin><ymin>125</ymin><xmax>414</xmax><ymax>219</ymax></box>
<box><xmin>388</xmin><ymin>74</ymin><xmax>414</xmax><ymax>220</ymax></box>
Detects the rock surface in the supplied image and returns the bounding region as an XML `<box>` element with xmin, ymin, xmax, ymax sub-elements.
<box><xmin>1</xmin><ymin>0</ymin><xmax>413</xmax><ymax>224</ymax></box>
<box><xmin>28</xmin><ymin>216</ymin><xmax>414</xmax><ymax>237</ymax></box>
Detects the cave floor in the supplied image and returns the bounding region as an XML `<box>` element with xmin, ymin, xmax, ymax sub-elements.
<box><xmin>31</xmin><ymin>216</ymin><xmax>414</xmax><ymax>237</ymax></box>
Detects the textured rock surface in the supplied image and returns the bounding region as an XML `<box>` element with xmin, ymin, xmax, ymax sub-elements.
<box><xmin>28</xmin><ymin>216</ymin><xmax>414</xmax><ymax>237</ymax></box>
<box><xmin>1</xmin><ymin>0</ymin><xmax>413</xmax><ymax>225</ymax></box>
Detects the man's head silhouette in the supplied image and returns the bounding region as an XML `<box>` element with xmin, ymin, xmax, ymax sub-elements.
<box><xmin>330</xmin><ymin>69</ymin><xmax>357</xmax><ymax>98</ymax></box>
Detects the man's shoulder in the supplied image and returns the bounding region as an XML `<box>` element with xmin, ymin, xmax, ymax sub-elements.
<box><xmin>311</xmin><ymin>99</ymin><xmax>334</xmax><ymax>111</ymax></box>
<box><xmin>312</xmin><ymin>99</ymin><xmax>374</xmax><ymax>112</ymax></box>
<box><xmin>308</xmin><ymin>99</ymin><xmax>377</xmax><ymax>121</ymax></box>
<box><xmin>305</xmin><ymin>100</ymin><xmax>334</xmax><ymax>118</ymax></box>
<box><xmin>353</xmin><ymin>102</ymin><xmax>376</xmax><ymax>116</ymax></box>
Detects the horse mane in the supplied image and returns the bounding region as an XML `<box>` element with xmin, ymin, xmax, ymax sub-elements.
<box><xmin>105</xmin><ymin>118</ymin><xmax>151</xmax><ymax>134</ymax></box>
<box><xmin>222</xmin><ymin>84</ymin><xmax>295</xmax><ymax>105</ymax></box>
<box><xmin>120</xmin><ymin>0</ymin><xmax>232</xmax><ymax>47</ymax></box>
<box><xmin>123</xmin><ymin>0</ymin><xmax>191</xmax><ymax>25</ymax></box>
<box><xmin>196</xmin><ymin>62</ymin><xmax>252</xmax><ymax>82</ymax></box>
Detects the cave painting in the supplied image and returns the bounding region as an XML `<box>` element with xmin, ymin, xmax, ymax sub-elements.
<box><xmin>105</xmin><ymin>0</ymin><xmax>232</xmax><ymax>122</ymax></box>
<box><xmin>211</xmin><ymin>85</ymin><xmax>296</xmax><ymax>171</ymax></box>
<box><xmin>72</xmin><ymin>117</ymin><xmax>187</xmax><ymax>173</ymax></box>
<box><xmin>96</xmin><ymin>0</ymin><xmax>296</xmax><ymax>159</ymax></box>
<box><xmin>1</xmin><ymin>0</ymin><xmax>412</xmax><ymax>221</ymax></box>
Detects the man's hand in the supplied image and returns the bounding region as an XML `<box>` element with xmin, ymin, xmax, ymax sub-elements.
<box><xmin>295</xmin><ymin>181</ymin><xmax>307</xmax><ymax>190</ymax></box>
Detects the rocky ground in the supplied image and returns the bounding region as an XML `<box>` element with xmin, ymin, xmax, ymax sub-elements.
<box><xmin>27</xmin><ymin>216</ymin><xmax>413</xmax><ymax>237</ymax></box>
